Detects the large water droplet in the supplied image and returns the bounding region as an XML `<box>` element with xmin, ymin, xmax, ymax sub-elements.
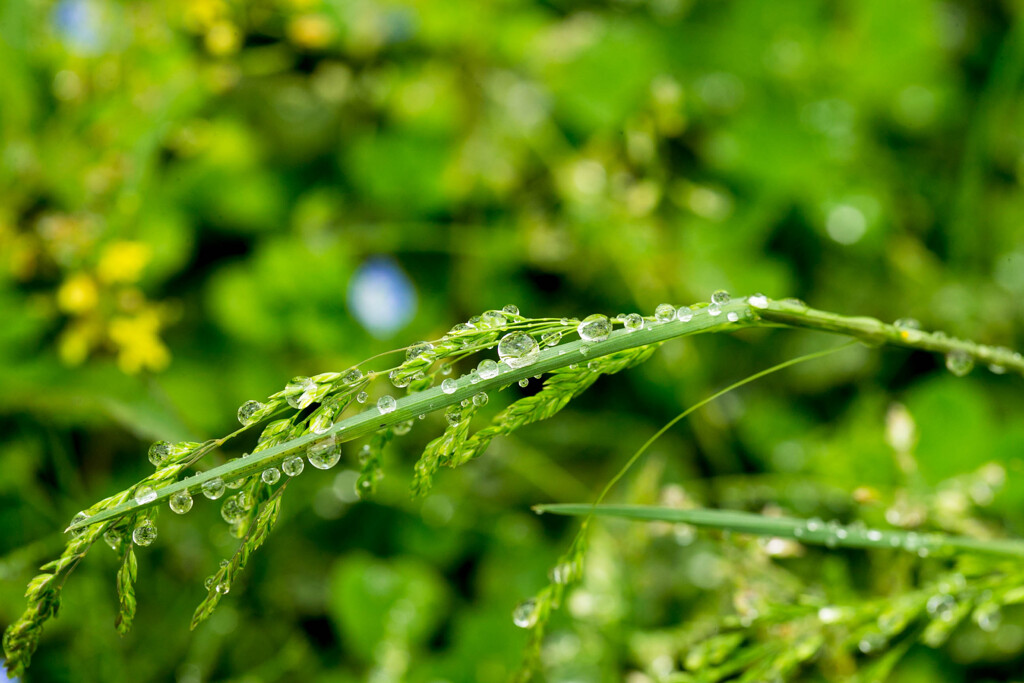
<box><xmin>472</xmin><ymin>392</ymin><xmax>489</xmax><ymax>407</ymax></box>
<box><xmin>135</xmin><ymin>486</ymin><xmax>157</xmax><ymax>505</ymax></box>
<box><xmin>215</xmin><ymin>581</ymin><xmax>230</xmax><ymax>595</ymax></box>
<box><xmin>513</xmin><ymin>598</ymin><xmax>539</xmax><ymax>628</ymax></box>
<box><xmin>282</xmin><ymin>455</ymin><xmax>305</xmax><ymax>477</ymax></box>
<box><xmin>441</xmin><ymin>378</ymin><xmax>458</xmax><ymax>394</ymax></box>
<box><xmin>478</xmin><ymin>359</ymin><xmax>500</xmax><ymax>379</ymax></box>
<box><xmin>356</xmin><ymin>391</ymin><xmax>368</xmax><ymax>404</ymax></box>
<box><xmin>542</xmin><ymin>331</ymin><xmax>563</xmax><ymax>347</ymax></box>
<box><xmin>655</xmin><ymin>304</ymin><xmax>675</xmax><ymax>323</ymax></box>
<box><xmin>445</xmin><ymin>405</ymin><xmax>463</xmax><ymax>426</ymax></box>
<box><xmin>393</xmin><ymin>420</ymin><xmax>413</xmax><ymax>435</ymax></box>
<box><xmin>169</xmin><ymin>490</ymin><xmax>193</xmax><ymax>514</ymax></box>
<box><xmin>148</xmin><ymin>441</ymin><xmax>173</xmax><ymax>467</ymax></box>
<box><xmin>237</xmin><ymin>400</ymin><xmax>266</xmax><ymax>426</ymax></box>
<box><xmin>377</xmin><ymin>395</ymin><xmax>397</xmax><ymax>415</ymax></box>
<box><xmin>307</xmin><ymin>436</ymin><xmax>342</xmax><ymax>470</ymax></box>
<box><xmin>676</xmin><ymin>306</ymin><xmax>694</xmax><ymax>323</ymax></box>
<box><xmin>343</xmin><ymin>368</ymin><xmax>363</xmax><ymax>384</ymax></box>
<box><xmin>261</xmin><ymin>468</ymin><xmax>281</xmax><ymax>485</ymax></box>
<box><xmin>498</xmin><ymin>332</ymin><xmax>540</xmax><ymax>369</ymax></box>
<box><xmin>945</xmin><ymin>350</ymin><xmax>974</xmax><ymax>377</ymax></box>
<box><xmin>480</xmin><ymin>310</ymin><xmax>507</xmax><ymax>328</ymax></box>
<box><xmin>132</xmin><ymin>520</ymin><xmax>157</xmax><ymax>547</ymax></box>
<box><xmin>389</xmin><ymin>369</ymin><xmax>411</xmax><ymax>388</ymax></box>
<box><xmin>201</xmin><ymin>477</ymin><xmax>226</xmax><ymax>500</ymax></box>
<box><xmin>502</xmin><ymin>304</ymin><xmax>520</xmax><ymax>316</ymax></box>
<box><xmin>221</xmin><ymin>496</ymin><xmax>246</xmax><ymax>524</ymax></box>
<box><xmin>711</xmin><ymin>290</ymin><xmax>731</xmax><ymax>305</ymax></box>
<box><xmin>577</xmin><ymin>314</ymin><xmax>611</xmax><ymax>342</ymax></box>
<box><xmin>708</xmin><ymin>304</ymin><xmax>723</xmax><ymax>317</ymax></box>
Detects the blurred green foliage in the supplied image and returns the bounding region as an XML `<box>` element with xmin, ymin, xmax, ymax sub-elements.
<box><xmin>2</xmin><ymin>0</ymin><xmax>1024</xmax><ymax>680</ymax></box>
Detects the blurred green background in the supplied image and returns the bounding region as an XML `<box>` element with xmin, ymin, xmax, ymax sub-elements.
<box><xmin>2</xmin><ymin>0</ymin><xmax>1024</xmax><ymax>681</ymax></box>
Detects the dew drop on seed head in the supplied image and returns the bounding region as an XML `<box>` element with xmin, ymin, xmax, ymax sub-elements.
<box><xmin>441</xmin><ymin>378</ymin><xmax>458</xmax><ymax>394</ymax></box>
<box><xmin>481</xmin><ymin>310</ymin><xmax>507</xmax><ymax>328</ymax></box>
<box><xmin>394</xmin><ymin>419</ymin><xmax>413</xmax><ymax>435</ymax></box>
<box><xmin>748</xmin><ymin>293</ymin><xmax>769</xmax><ymax>309</ymax></box>
<box><xmin>623</xmin><ymin>313</ymin><xmax>644</xmax><ymax>331</ymax></box>
<box><xmin>389</xmin><ymin>369</ymin><xmax>411</xmax><ymax>388</ymax></box>
<box><xmin>498</xmin><ymin>332</ymin><xmax>540</xmax><ymax>369</ymax></box>
<box><xmin>519</xmin><ymin>378</ymin><xmax>529</xmax><ymax>387</ymax></box>
<box><xmin>103</xmin><ymin>529</ymin><xmax>122</xmax><ymax>550</ymax></box>
<box><xmin>237</xmin><ymin>400</ymin><xmax>266</xmax><ymax>426</ymax></box>
<box><xmin>711</xmin><ymin>290</ymin><xmax>731</xmax><ymax>305</ymax></box>
<box><xmin>282</xmin><ymin>455</ymin><xmax>304</xmax><ymax>477</ymax></box>
<box><xmin>356</xmin><ymin>391</ymin><xmax>368</xmax><ymax>403</ymax></box>
<box><xmin>135</xmin><ymin>485</ymin><xmax>157</xmax><ymax>505</ymax></box>
<box><xmin>215</xmin><ymin>581</ymin><xmax>230</xmax><ymax>595</ymax></box>
<box><xmin>406</xmin><ymin>341</ymin><xmax>434</xmax><ymax>362</ymax></box>
<box><xmin>945</xmin><ymin>350</ymin><xmax>974</xmax><ymax>377</ymax></box>
<box><xmin>236</xmin><ymin>491</ymin><xmax>254</xmax><ymax>510</ymax></box>
<box><xmin>513</xmin><ymin>598</ymin><xmax>539</xmax><ymax>629</ymax></box>
<box><xmin>676</xmin><ymin>306</ymin><xmax>693</xmax><ymax>323</ymax></box>
<box><xmin>478</xmin><ymin>359</ymin><xmax>499</xmax><ymax>379</ymax></box>
<box><xmin>285</xmin><ymin>376</ymin><xmax>318</xmax><ymax>409</ymax></box>
<box><xmin>148</xmin><ymin>441</ymin><xmax>173</xmax><ymax>467</ymax></box>
<box><xmin>472</xmin><ymin>392</ymin><xmax>488</xmax><ymax>406</ymax></box>
<box><xmin>343</xmin><ymin>368</ymin><xmax>363</xmax><ymax>384</ymax></box>
<box><xmin>542</xmin><ymin>331</ymin><xmax>562</xmax><ymax>346</ymax></box>
<box><xmin>377</xmin><ymin>395</ymin><xmax>397</xmax><ymax>415</ymax></box>
<box><xmin>578</xmin><ymin>314</ymin><xmax>611</xmax><ymax>342</ymax></box>
<box><xmin>655</xmin><ymin>304</ymin><xmax>675</xmax><ymax>323</ymax></box>
<box><xmin>461</xmin><ymin>398</ymin><xmax>470</xmax><ymax>407</ymax></box>
<box><xmin>261</xmin><ymin>467</ymin><xmax>281</xmax><ymax>485</ymax></box>
<box><xmin>307</xmin><ymin>435</ymin><xmax>342</xmax><ymax>470</ymax></box>
<box><xmin>445</xmin><ymin>405</ymin><xmax>463</xmax><ymax>426</ymax></box>
<box><xmin>502</xmin><ymin>304</ymin><xmax>520</xmax><ymax>316</ymax></box>
<box><xmin>202</xmin><ymin>477</ymin><xmax>226</xmax><ymax>500</ymax></box>
<box><xmin>169</xmin><ymin>490</ymin><xmax>193</xmax><ymax>514</ymax></box>
<box><xmin>132</xmin><ymin>520</ymin><xmax>157</xmax><ymax>547</ymax></box>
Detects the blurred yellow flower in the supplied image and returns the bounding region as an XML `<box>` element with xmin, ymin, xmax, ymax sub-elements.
<box><xmin>97</xmin><ymin>241</ymin><xmax>151</xmax><ymax>284</ymax></box>
<box><xmin>57</xmin><ymin>273</ymin><xmax>99</xmax><ymax>314</ymax></box>
<box><xmin>58</xmin><ymin>319</ymin><xmax>102</xmax><ymax>366</ymax></box>
<box><xmin>205</xmin><ymin>21</ymin><xmax>242</xmax><ymax>56</ymax></box>
<box><xmin>288</xmin><ymin>15</ymin><xmax>334</xmax><ymax>49</ymax></box>
<box><xmin>109</xmin><ymin>310</ymin><xmax>170</xmax><ymax>374</ymax></box>
<box><xmin>184</xmin><ymin>0</ymin><xmax>226</xmax><ymax>31</ymax></box>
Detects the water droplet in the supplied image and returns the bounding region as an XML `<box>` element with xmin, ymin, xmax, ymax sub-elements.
<box><xmin>307</xmin><ymin>435</ymin><xmax>342</xmax><ymax>470</ymax></box>
<box><xmin>221</xmin><ymin>496</ymin><xmax>246</xmax><ymax>524</ymax></box>
<box><xmin>472</xmin><ymin>392</ymin><xmax>488</xmax><ymax>407</ymax></box>
<box><xmin>445</xmin><ymin>405</ymin><xmax>463</xmax><ymax>426</ymax></box>
<box><xmin>655</xmin><ymin>304</ymin><xmax>675</xmax><ymax>323</ymax></box>
<box><xmin>103</xmin><ymin>529</ymin><xmax>122</xmax><ymax>550</ymax></box>
<box><xmin>169</xmin><ymin>490</ymin><xmax>193</xmax><ymax>514</ymax></box>
<box><xmin>389</xmin><ymin>369</ymin><xmax>411</xmax><ymax>388</ymax></box>
<box><xmin>393</xmin><ymin>420</ymin><xmax>413</xmax><ymax>435</ymax></box>
<box><xmin>502</xmin><ymin>304</ymin><xmax>520</xmax><ymax>316</ymax></box>
<box><xmin>285</xmin><ymin>377</ymin><xmax>318</xmax><ymax>409</ymax></box>
<box><xmin>480</xmin><ymin>310</ymin><xmax>507</xmax><ymax>328</ymax></box>
<box><xmin>577</xmin><ymin>314</ymin><xmax>611</xmax><ymax>342</ymax></box>
<box><xmin>439</xmin><ymin>362</ymin><xmax>452</xmax><ymax>376</ymax></box>
<box><xmin>215</xmin><ymin>581</ymin><xmax>230</xmax><ymax>594</ymax></box>
<box><xmin>236</xmin><ymin>491</ymin><xmax>253</xmax><ymax>510</ymax></box>
<box><xmin>310</xmin><ymin>412</ymin><xmax>334</xmax><ymax>435</ymax></box>
<box><xmin>676</xmin><ymin>306</ymin><xmax>693</xmax><ymax>323</ymax></box>
<box><xmin>132</xmin><ymin>520</ymin><xmax>157</xmax><ymax>546</ymax></box>
<box><xmin>927</xmin><ymin>594</ymin><xmax>956</xmax><ymax>622</ymax></box>
<box><xmin>356</xmin><ymin>391</ymin><xmax>369</xmax><ymax>403</ymax></box>
<box><xmin>202</xmin><ymin>477</ymin><xmax>226</xmax><ymax>500</ymax></box>
<box><xmin>204</xmin><ymin>576</ymin><xmax>215</xmax><ymax>590</ymax></box>
<box><xmin>513</xmin><ymin>598</ymin><xmax>539</xmax><ymax>628</ymax></box>
<box><xmin>748</xmin><ymin>293</ymin><xmax>769</xmax><ymax>309</ymax></box>
<box><xmin>623</xmin><ymin>313</ymin><xmax>644</xmax><ymax>331</ymax></box>
<box><xmin>135</xmin><ymin>486</ymin><xmax>157</xmax><ymax>505</ymax></box>
<box><xmin>894</xmin><ymin>318</ymin><xmax>921</xmax><ymax>330</ymax></box>
<box><xmin>237</xmin><ymin>400</ymin><xmax>266</xmax><ymax>426</ymax></box>
<box><xmin>711</xmin><ymin>290</ymin><xmax>731</xmax><ymax>305</ymax></box>
<box><xmin>148</xmin><ymin>441</ymin><xmax>173</xmax><ymax>467</ymax></box>
<box><xmin>441</xmin><ymin>378</ymin><xmax>458</xmax><ymax>394</ymax></box>
<box><xmin>282</xmin><ymin>455</ymin><xmax>305</xmax><ymax>477</ymax></box>
<box><xmin>478</xmin><ymin>359</ymin><xmax>499</xmax><ymax>379</ymax></box>
<box><xmin>343</xmin><ymin>368</ymin><xmax>363</xmax><ymax>384</ymax></box>
<box><xmin>261</xmin><ymin>468</ymin><xmax>281</xmax><ymax>485</ymax></box>
<box><xmin>550</xmin><ymin>560</ymin><xmax>578</xmax><ymax>585</ymax></box>
<box><xmin>498</xmin><ymin>332</ymin><xmax>541</xmax><ymax>369</ymax></box>
<box><xmin>542</xmin><ymin>331</ymin><xmax>563</xmax><ymax>346</ymax></box>
<box><xmin>579</xmin><ymin>345</ymin><xmax>589</xmax><ymax>355</ymax></box>
<box><xmin>518</xmin><ymin>378</ymin><xmax>529</xmax><ymax>387</ymax></box>
<box><xmin>406</xmin><ymin>341</ymin><xmax>434</xmax><ymax>362</ymax></box>
<box><xmin>708</xmin><ymin>304</ymin><xmax>723</xmax><ymax>316</ymax></box>
<box><xmin>866</xmin><ymin>530</ymin><xmax>883</xmax><ymax>542</ymax></box>
<box><xmin>945</xmin><ymin>350</ymin><xmax>974</xmax><ymax>377</ymax></box>
<box><xmin>975</xmin><ymin>606</ymin><xmax>1002</xmax><ymax>632</ymax></box>
<box><xmin>726</xmin><ymin>311</ymin><xmax>739</xmax><ymax>322</ymax></box>
<box><xmin>377</xmin><ymin>395</ymin><xmax>397</xmax><ymax>415</ymax></box>
<box><xmin>69</xmin><ymin>511</ymin><xmax>90</xmax><ymax>536</ymax></box>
